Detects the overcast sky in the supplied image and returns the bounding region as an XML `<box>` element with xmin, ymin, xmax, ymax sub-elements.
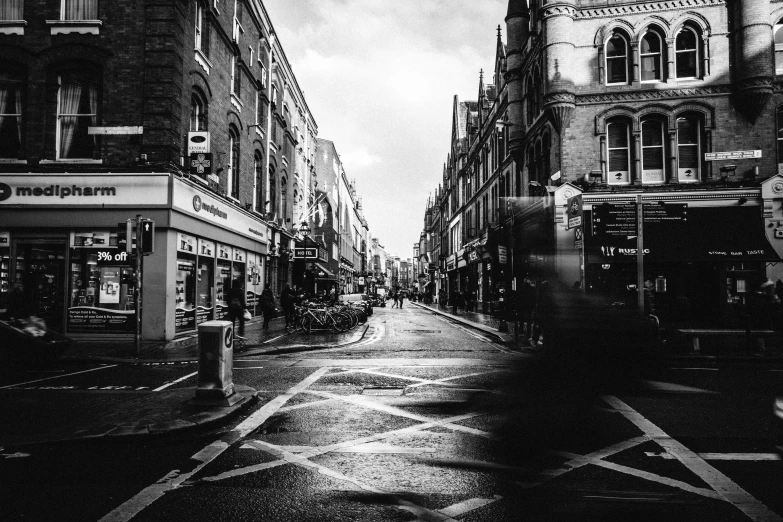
<box><xmin>262</xmin><ymin>0</ymin><xmax>508</xmax><ymax>258</ymax></box>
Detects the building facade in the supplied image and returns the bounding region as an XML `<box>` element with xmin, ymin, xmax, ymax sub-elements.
<box><xmin>0</xmin><ymin>0</ymin><xmax>317</xmax><ymax>341</ymax></box>
<box><xmin>424</xmin><ymin>0</ymin><xmax>783</xmax><ymax>329</ymax></box>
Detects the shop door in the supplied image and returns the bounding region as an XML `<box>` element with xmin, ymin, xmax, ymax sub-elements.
<box><xmin>15</xmin><ymin>242</ymin><xmax>66</xmax><ymax>332</ymax></box>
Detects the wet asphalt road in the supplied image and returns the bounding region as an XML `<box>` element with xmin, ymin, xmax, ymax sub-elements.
<box><xmin>2</xmin><ymin>305</ymin><xmax>782</xmax><ymax>521</ymax></box>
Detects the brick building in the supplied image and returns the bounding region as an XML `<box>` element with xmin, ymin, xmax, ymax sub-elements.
<box><xmin>427</xmin><ymin>0</ymin><xmax>783</xmax><ymax>329</ymax></box>
<box><xmin>0</xmin><ymin>0</ymin><xmax>317</xmax><ymax>341</ymax></box>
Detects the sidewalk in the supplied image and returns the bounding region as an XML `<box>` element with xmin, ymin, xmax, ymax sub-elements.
<box><xmin>0</xmin><ymin>315</ymin><xmax>367</xmax><ymax>447</ymax></box>
<box><xmin>413</xmin><ymin>301</ymin><xmax>783</xmax><ymax>364</ymax></box>
<box><xmin>411</xmin><ymin>302</ymin><xmax>516</xmax><ymax>344</ymax></box>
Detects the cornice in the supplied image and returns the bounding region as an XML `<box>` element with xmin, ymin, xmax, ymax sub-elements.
<box><xmin>576</xmin><ymin>84</ymin><xmax>730</xmax><ymax>104</ymax></box>
<box><xmin>575</xmin><ymin>0</ymin><xmax>726</xmax><ymax>20</ymax></box>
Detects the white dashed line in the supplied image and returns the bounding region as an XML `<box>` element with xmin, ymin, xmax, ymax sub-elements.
<box><xmin>0</xmin><ymin>364</ymin><xmax>119</xmax><ymax>389</ymax></box>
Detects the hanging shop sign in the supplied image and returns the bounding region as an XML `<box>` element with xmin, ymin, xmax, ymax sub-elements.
<box><xmin>0</xmin><ymin>174</ymin><xmax>169</xmax><ymax>206</ymax></box>
<box><xmin>498</xmin><ymin>246</ymin><xmax>507</xmax><ymax>264</ymax></box>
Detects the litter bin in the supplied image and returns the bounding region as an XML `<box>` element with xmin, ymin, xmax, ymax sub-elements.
<box><xmin>195</xmin><ymin>320</ymin><xmax>236</xmax><ymax>402</ymax></box>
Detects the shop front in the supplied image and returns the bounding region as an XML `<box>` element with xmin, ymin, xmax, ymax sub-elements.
<box><xmin>583</xmin><ymin>193</ymin><xmax>779</xmax><ymax>329</ymax></box>
<box><xmin>0</xmin><ymin>172</ymin><xmax>269</xmax><ymax>341</ymax></box>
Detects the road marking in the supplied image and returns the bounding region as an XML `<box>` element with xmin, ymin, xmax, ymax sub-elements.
<box><xmin>199</xmin><ymin>412</ymin><xmax>484</xmax><ymax>482</ymax></box>
<box><xmin>645</xmin><ymin>452</ymin><xmax>781</xmax><ymax>461</ymax></box>
<box><xmin>277</xmin><ymin>398</ymin><xmax>337</xmax><ymax>413</ymax></box>
<box><xmin>152</xmin><ymin>371</ymin><xmax>198</xmax><ymax>392</ymax></box>
<box><xmin>640</xmin><ymin>380</ymin><xmax>719</xmax><ymax>394</ymax></box>
<box><xmin>670</xmin><ymin>367</ymin><xmax>719</xmax><ymax>371</ymax></box>
<box><xmin>437</xmin><ymin>496</ymin><xmax>503</xmax><ymax>518</ymax></box>
<box><xmin>98</xmin><ymin>367</ymin><xmax>329</xmax><ymax>522</ymax></box>
<box><xmin>0</xmin><ymin>364</ymin><xmax>119</xmax><ymax>389</ymax></box>
<box><xmin>604</xmin><ymin>395</ymin><xmax>783</xmax><ymax>522</ymax></box>
<box><xmin>262</xmin><ymin>334</ymin><xmax>286</xmax><ymax>344</ymax></box>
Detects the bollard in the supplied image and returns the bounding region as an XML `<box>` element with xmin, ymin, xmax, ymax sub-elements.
<box><xmin>194</xmin><ymin>320</ymin><xmax>241</xmax><ymax>406</ymax></box>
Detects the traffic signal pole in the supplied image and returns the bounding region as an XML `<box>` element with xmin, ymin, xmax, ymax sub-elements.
<box><xmin>135</xmin><ymin>215</ymin><xmax>143</xmax><ymax>357</ymax></box>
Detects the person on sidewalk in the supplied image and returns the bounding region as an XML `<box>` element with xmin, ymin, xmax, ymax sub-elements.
<box><xmin>260</xmin><ymin>287</ymin><xmax>275</xmax><ymax>329</ymax></box>
<box><xmin>226</xmin><ymin>278</ymin><xmax>246</xmax><ymax>338</ymax></box>
<box><xmin>398</xmin><ymin>291</ymin><xmax>405</xmax><ymax>309</ymax></box>
<box><xmin>391</xmin><ymin>291</ymin><xmax>398</xmax><ymax>309</ymax></box>
<box><xmin>280</xmin><ymin>284</ymin><xmax>295</xmax><ymax>328</ymax></box>
<box><xmin>450</xmin><ymin>291</ymin><xmax>460</xmax><ymax>314</ymax></box>
<box><xmin>457</xmin><ymin>291</ymin><xmax>466</xmax><ymax>314</ymax></box>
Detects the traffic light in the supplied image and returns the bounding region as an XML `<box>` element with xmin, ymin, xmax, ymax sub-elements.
<box><xmin>117</xmin><ymin>221</ymin><xmax>133</xmax><ymax>253</ymax></box>
<box><xmin>140</xmin><ymin>219</ymin><xmax>155</xmax><ymax>255</ymax></box>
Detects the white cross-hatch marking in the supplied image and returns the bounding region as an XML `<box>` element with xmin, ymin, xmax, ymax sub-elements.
<box><xmin>603</xmin><ymin>395</ymin><xmax>783</xmax><ymax>522</ymax></box>
<box><xmin>196</xmin><ymin>411</ymin><xmax>485</xmax><ymax>482</ymax></box>
<box><xmin>646</xmin><ymin>452</ymin><xmax>781</xmax><ymax>461</ymax></box>
<box><xmin>97</xmin><ymin>367</ymin><xmax>329</xmax><ymax>522</ymax></box>
<box><xmin>0</xmin><ymin>364</ymin><xmax>118</xmax><ymax>389</ymax></box>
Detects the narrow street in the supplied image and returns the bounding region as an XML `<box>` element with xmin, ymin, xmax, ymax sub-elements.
<box><xmin>1</xmin><ymin>306</ymin><xmax>781</xmax><ymax>521</ymax></box>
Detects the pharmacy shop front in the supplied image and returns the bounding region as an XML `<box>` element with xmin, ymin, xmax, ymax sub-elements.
<box><xmin>0</xmin><ymin>173</ymin><xmax>269</xmax><ymax>341</ymax></box>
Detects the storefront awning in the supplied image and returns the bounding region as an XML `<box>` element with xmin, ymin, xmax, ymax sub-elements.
<box><xmin>587</xmin><ymin>205</ymin><xmax>780</xmax><ymax>262</ymax></box>
<box><xmin>313</xmin><ymin>263</ymin><xmax>335</xmax><ymax>278</ymax></box>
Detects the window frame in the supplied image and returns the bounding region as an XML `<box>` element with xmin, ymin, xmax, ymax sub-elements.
<box><xmin>228</xmin><ymin>125</ymin><xmax>240</xmax><ymax>200</ymax></box>
<box><xmin>639</xmin><ymin>29</ymin><xmax>664</xmax><ymax>83</ymax></box>
<box><xmin>61</xmin><ymin>0</ymin><xmax>98</xmax><ymax>21</ymax></box>
<box><xmin>605</xmin><ymin>31</ymin><xmax>630</xmax><ymax>85</ymax></box>
<box><xmin>190</xmin><ymin>91</ymin><xmax>207</xmax><ymax>132</ymax></box>
<box><xmin>640</xmin><ymin>118</ymin><xmax>666</xmax><ymax>183</ymax></box>
<box><xmin>676</xmin><ymin>116</ymin><xmax>701</xmax><ymax>182</ymax></box>
<box><xmin>675</xmin><ymin>26</ymin><xmax>701</xmax><ymax>79</ymax></box>
<box><xmin>0</xmin><ymin>0</ymin><xmax>24</xmax><ymax>21</ymax></box>
<box><xmin>606</xmin><ymin>120</ymin><xmax>631</xmax><ymax>185</ymax></box>
<box><xmin>0</xmin><ymin>69</ymin><xmax>24</xmax><ymax>160</ymax></box>
<box><xmin>56</xmin><ymin>72</ymin><xmax>100</xmax><ymax>161</ymax></box>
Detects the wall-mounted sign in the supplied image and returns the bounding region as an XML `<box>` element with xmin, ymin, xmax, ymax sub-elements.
<box><xmin>294</xmin><ymin>247</ymin><xmax>317</xmax><ymax>259</ymax></box>
<box><xmin>88</xmin><ymin>126</ymin><xmax>143</xmax><ymax>135</ymax></box>
<box><xmin>566</xmin><ymin>194</ymin><xmax>583</xmax><ymax>230</ymax></box>
<box><xmin>705</xmin><ymin>150</ymin><xmax>761</xmax><ymax>161</ymax></box>
<box><xmin>0</xmin><ymin>174</ymin><xmax>169</xmax><ymax>206</ymax></box>
<box><xmin>187</xmin><ymin>131</ymin><xmax>210</xmax><ymax>155</ymax></box>
<box><xmin>190</xmin><ymin>153</ymin><xmax>212</xmax><ymax>176</ymax></box>
<box><xmin>0</xmin><ymin>231</ymin><xmax>9</xmax><ymax>244</ymax></box>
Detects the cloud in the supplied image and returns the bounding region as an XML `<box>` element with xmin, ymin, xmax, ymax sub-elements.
<box><xmin>265</xmin><ymin>0</ymin><xmax>506</xmax><ymax>255</ymax></box>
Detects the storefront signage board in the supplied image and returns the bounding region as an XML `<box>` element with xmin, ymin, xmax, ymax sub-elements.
<box><xmin>172</xmin><ymin>180</ymin><xmax>268</xmax><ymax>244</ymax></box>
<box><xmin>498</xmin><ymin>246</ymin><xmax>507</xmax><ymax>264</ymax></box>
<box><xmin>294</xmin><ymin>247</ymin><xmax>317</xmax><ymax>259</ymax></box>
<box><xmin>0</xmin><ymin>174</ymin><xmax>169</xmax><ymax>206</ymax></box>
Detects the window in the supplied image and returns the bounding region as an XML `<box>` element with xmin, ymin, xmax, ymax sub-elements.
<box><xmin>281</xmin><ymin>176</ymin><xmax>288</xmax><ymax>220</ymax></box>
<box><xmin>0</xmin><ymin>0</ymin><xmax>23</xmax><ymax>20</ymax></box>
<box><xmin>232</xmin><ymin>0</ymin><xmax>243</xmax><ymax>42</ymax></box>
<box><xmin>0</xmin><ymin>69</ymin><xmax>23</xmax><ymax>159</ymax></box>
<box><xmin>607</xmin><ymin>121</ymin><xmax>630</xmax><ymax>184</ymax></box>
<box><xmin>268</xmin><ymin>164</ymin><xmax>276</xmax><ymax>215</ymax></box>
<box><xmin>231</xmin><ymin>56</ymin><xmax>240</xmax><ymax>98</ymax></box>
<box><xmin>676</xmin><ymin>116</ymin><xmax>700</xmax><ymax>182</ymax></box>
<box><xmin>190</xmin><ymin>92</ymin><xmax>207</xmax><ymax>131</ymax></box>
<box><xmin>62</xmin><ymin>0</ymin><xmax>97</xmax><ymax>20</ymax></box>
<box><xmin>777</xmin><ymin>106</ymin><xmax>783</xmax><ymax>163</ymax></box>
<box><xmin>606</xmin><ymin>32</ymin><xmax>629</xmax><ymax>84</ymax></box>
<box><xmin>57</xmin><ymin>72</ymin><xmax>99</xmax><ymax>160</ymax></box>
<box><xmin>254</xmin><ymin>153</ymin><xmax>264</xmax><ymax>213</ymax></box>
<box><xmin>228</xmin><ymin>126</ymin><xmax>240</xmax><ymax>199</ymax></box>
<box><xmin>640</xmin><ymin>30</ymin><xmax>663</xmax><ymax>82</ymax></box>
<box><xmin>641</xmin><ymin>119</ymin><xmax>665</xmax><ymax>183</ymax></box>
<box><xmin>195</xmin><ymin>3</ymin><xmax>203</xmax><ymax>50</ymax></box>
<box><xmin>676</xmin><ymin>27</ymin><xmax>700</xmax><ymax>78</ymax></box>
<box><xmin>527</xmin><ymin>146</ymin><xmax>536</xmax><ymax>191</ymax></box>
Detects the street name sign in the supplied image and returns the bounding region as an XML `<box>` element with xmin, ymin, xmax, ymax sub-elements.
<box><xmin>704</xmin><ymin>150</ymin><xmax>761</xmax><ymax>161</ymax></box>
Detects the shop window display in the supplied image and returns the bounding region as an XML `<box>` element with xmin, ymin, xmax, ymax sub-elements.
<box><xmin>68</xmin><ymin>233</ymin><xmax>134</xmax><ymax>333</ymax></box>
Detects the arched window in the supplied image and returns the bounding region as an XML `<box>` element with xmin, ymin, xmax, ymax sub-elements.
<box><xmin>190</xmin><ymin>90</ymin><xmax>207</xmax><ymax>131</ymax></box>
<box><xmin>254</xmin><ymin>152</ymin><xmax>264</xmax><ymax>213</ymax></box>
<box><xmin>280</xmin><ymin>175</ymin><xmax>288</xmax><ymax>221</ymax></box>
<box><xmin>676</xmin><ymin>26</ymin><xmax>700</xmax><ymax>78</ymax></box>
<box><xmin>293</xmin><ymin>188</ymin><xmax>299</xmax><ymax>222</ymax></box>
<box><xmin>268</xmin><ymin>163</ymin><xmax>276</xmax><ymax>215</ymax></box>
<box><xmin>641</xmin><ymin>118</ymin><xmax>665</xmax><ymax>183</ymax></box>
<box><xmin>607</xmin><ymin>120</ymin><xmax>631</xmax><ymax>184</ymax></box>
<box><xmin>542</xmin><ymin>133</ymin><xmax>551</xmax><ymax>182</ymax></box>
<box><xmin>640</xmin><ymin>29</ymin><xmax>664</xmax><ymax>82</ymax></box>
<box><xmin>776</xmin><ymin>21</ymin><xmax>783</xmax><ymax>74</ymax></box>
<box><xmin>228</xmin><ymin>125</ymin><xmax>240</xmax><ymax>199</ymax></box>
<box><xmin>606</xmin><ymin>31</ymin><xmax>629</xmax><ymax>85</ymax></box>
<box><xmin>676</xmin><ymin>115</ymin><xmax>701</xmax><ymax>182</ymax></box>
<box><xmin>0</xmin><ymin>67</ymin><xmax>24</xmax><ymax>159</ymax></box>
<box><xmin>527</xmin><ymin>146</ymin><xmax>536</xmax><ymax>192</ymax></box>
<box><xmin>57</xmin><ymin>70</ymin><xmax>99</xmax><ymax>160</ymax></box>
<box><xmin>534</xmin><ymin>140</ymin><xmax>543</xmax><ymax>185</ymax></box>
<box><xmin>525</xmin><ymin>76</ymin><xmax>534</xmax><ymax>125</ymax></box>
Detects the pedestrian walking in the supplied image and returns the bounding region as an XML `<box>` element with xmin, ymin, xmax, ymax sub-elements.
<box><xmin>399</xmin><ymin>291</ymin><xmax>405</xmax><ymax>309</ymax></box>
<box><xmin>260</xmin><ymin>287</ymin><xmax>275</xmax><ymax>329</ymax></box>
<box><xmin>450</xmin><ymin>291</ymin><xmax>460</xmax><ymax>314</ymax></box>
<box><xmin>280</xmin><ymin>284</ymin><xmax>295</xmax><ymax>328</ymax></box>
<box><xmin>226</xmin><ymin>278</ymin><xmax>247</xmax><ymax>338</ymax></box>
<box><xmin>457</xmin><ymin>291</ymin><xmax>466</xmax><ymax>314</ymax></box>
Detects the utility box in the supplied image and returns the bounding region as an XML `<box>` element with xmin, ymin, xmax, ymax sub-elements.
<box><xmin>195</xmin><ymin>320</ymin><xmax>236</xmax><ymax>403</ymax></box>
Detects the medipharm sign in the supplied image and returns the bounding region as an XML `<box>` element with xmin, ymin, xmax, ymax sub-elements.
<box><xmin>0</xmin><ymin>174</ymin><xmax>169</xmax><ymax>206</ymax></box>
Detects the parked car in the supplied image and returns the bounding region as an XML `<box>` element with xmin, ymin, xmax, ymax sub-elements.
<box><xmin>338</xmin><ymin>293</ymin><xmax>373</xmax><ymax>316</ymax></box>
